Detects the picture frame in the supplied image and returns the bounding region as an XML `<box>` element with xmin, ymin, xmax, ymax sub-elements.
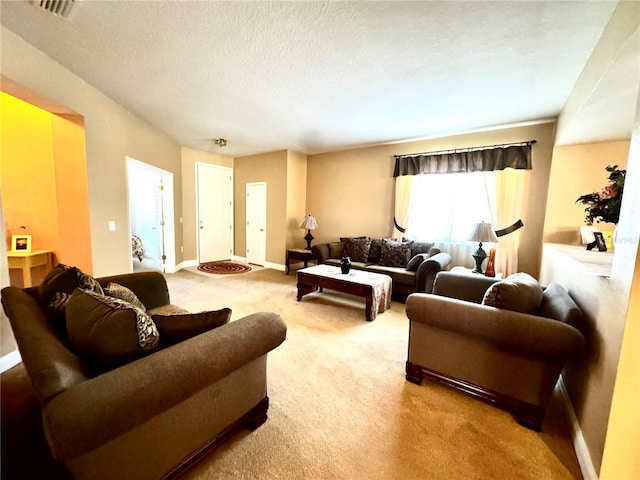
<box><xmin>593</xmin><ymin>232</ymin><xmax>608</xmax><ymax>252</ymax></box>
<box><xmin>11</xmin><ymin>235</ymin><xmax>32</xmax><ymax>253</ymax></box>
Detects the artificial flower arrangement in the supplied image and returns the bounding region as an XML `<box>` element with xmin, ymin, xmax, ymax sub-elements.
<box><xmin>576</xmin><ymin>164</ymin><xmax>626</xmax><ymax>225</ymax></box>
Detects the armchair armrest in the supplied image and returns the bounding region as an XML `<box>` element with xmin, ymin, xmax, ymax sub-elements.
<box><xmin>43</xmin><ymin>312</ymin><xmax>287</xmax><ymax>461</ymax></box>
<box><xmin>432</xmin><ymin>271</ymin><xmax>499</xmax><ymax>304</ymax></box>
<box><xmin>415</xmin><ymin>252</ymin><xmax>451</xmax><ymax>293</ymax></box>
<box><xmin>406</xmin><ymin>293</ymin><xmax>584</xmax><ymax>359</ymax></box>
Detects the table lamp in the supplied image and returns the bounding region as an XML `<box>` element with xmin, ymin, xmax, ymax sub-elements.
<box><xmin>467</xmin><ymin>222</ymin><xmax>498</xmax><ymax>274</ymax></box>
<box><xmin>300</xmin><ymin>215</ymin><xmax>318</xmax><ymax>250</ymax></box>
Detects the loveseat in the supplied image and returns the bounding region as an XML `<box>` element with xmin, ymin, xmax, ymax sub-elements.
<box><xmin>405</xmin><ymin>271</ymin><xmax>584</xmax><ymax>430</ymax></box>
<box><xmin>1</xmin><ymin>269</ymin><xmax>287</xmax><ymax>480</ymax></box>
<box><xmin>311</xmin><ymin>237</ymin><xmax>451</xmax><ymax>298</ymax></box>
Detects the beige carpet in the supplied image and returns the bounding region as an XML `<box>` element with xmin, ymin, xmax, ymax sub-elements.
<box><xmin>164</xmin><ymin>268</ymin><xmax>582</xmax><ymax>480</ymax></box>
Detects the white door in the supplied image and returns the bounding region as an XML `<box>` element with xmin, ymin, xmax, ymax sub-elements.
<box><xmin>197</xmin><ymin>164</ymin><xmax>233</xmax><ymax>263</ymax></box>
<box><xmin>246</xmin><ymin>182</ymin><xmax>266</xmax><ymax>265</ymax></box>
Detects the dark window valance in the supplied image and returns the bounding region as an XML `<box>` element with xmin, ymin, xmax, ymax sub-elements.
<box><xmin>393</xmin><ymin>140</ymin><xmax>535</xmax><ymax>177</ymax></box>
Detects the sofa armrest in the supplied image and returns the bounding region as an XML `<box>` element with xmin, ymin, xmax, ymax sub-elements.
<box><xmin>415</xmin><ymin>252</ymin><xmax>451</xmax><ymax>293</ymax></box>
<box><xmin>406</xmin><ymin>293</ymin><xmax>584</xmax><ymax>359</ymax></box>
<box><xmin>43</xmin><ymin>312</ymin><xmax>287</xmax><ymax>461</ymax></box>
<box><xmin>432</xmin><ymin>271</ymin><xmax>499</xmax><ymax>304</ymax></box>
<box><xmin>311</xmin><ymin>243</ymin><xmax>331</xmax><ymax>263</ymax></box>
<box><xmin>97</xmin><ymin>272</ymin><xmax>170</xmax><ymax>310</ymax></box>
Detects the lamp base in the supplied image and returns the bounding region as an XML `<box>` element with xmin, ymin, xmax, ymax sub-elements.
<box><xmin>471</xmin><ymin>243</ymin><xmax>487</xmax><ymax>274</ymax></box>
<box><xmin>304</xmin><ymin>230</ymin><xmax>314</xmax><ymax>250</ymax></box>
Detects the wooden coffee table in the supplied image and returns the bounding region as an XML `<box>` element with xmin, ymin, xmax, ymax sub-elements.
<box><xmin>296</xmin><ymin>265</ymin><xmax>392</xmax><ymax>321</ymax></box>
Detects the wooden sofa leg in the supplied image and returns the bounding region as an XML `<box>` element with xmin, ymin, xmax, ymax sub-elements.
<box><xmin>516</xmin><ymin>404</ymin><xmax>545</xmax><ymax>431</ymax></box>
<box><xmin>405</xmin><ymin>362</ymin><xmax>424</xmax><ymax>385</ymax></box>
<box><xmin>246</xmin><ymin>396</ymin><xmax>269</xmax><ymax>430</ymax></box>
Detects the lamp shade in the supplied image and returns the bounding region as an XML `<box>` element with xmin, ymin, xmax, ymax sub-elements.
<box><xmin>467</xmin><ymin>222</ymin><xmax>498</xmax><ymax>243</ymax></box>
<box><xmin>300</xmin><ymin>215</ymin><xmax>318</xmax><ymax>230</ymax></box>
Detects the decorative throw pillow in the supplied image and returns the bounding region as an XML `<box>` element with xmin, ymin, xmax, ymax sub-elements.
<box><xmin>328</xmin><ymin>242</ymin><xmax>344</xmax><ymax>259</ymax></box>
<box><xmin>38</xmin><ymin>264</ymin><xmax>80</xmax><ymax>307</ymax></box>
<box><xmin>342</xmin><ymin>237</ymin><xmax>372</xmax><ymax>263</ymax></box>
<box><xmin>152</xmin><ymin>308</ymin><xmax>232</xmax><ymax>344</ymax></box>
<box><xmin>65</xmin><ymin>289</ymin><xmax>160</xmax><ymax>368</ymax></box>
<box><xmin>379</xmin><ymin>239</ymin><xmax>412</xmax><ymax>268</ymax></box>
<box><xmin>104</xmin><ymin>282</ymin><xmax>146</xmax><ymax>311</ymax></box>
<box><xmin>368</xmin><ymin>238</ymin><xmax>383</xmax><ymax>264</ymax></box>
<box><xmin>482</xmin><ymin>272</ymin><xmax>544</xmax><ymax>314</ymax></box>
<box><xmin>406</xmin><ymin>254</ymin><xmax>425</xmax><ymax>271</ymax></box>
<box><xmin>410</xmin><ymin>241</ymin><xmax>433</xmax><ymax>258</ymax></box>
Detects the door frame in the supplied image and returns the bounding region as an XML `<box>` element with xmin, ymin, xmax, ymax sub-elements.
<box><xmin>125</xmin><ymin>157</ymin><xmax>176</xmax><ymax>273</ymax></box>
<box><xmin>246</xmin><ymin>181</ymin><xmax>267</xmax><ymax>266</ymax></box>
<box><xmin>195</xmin><ymin>162</ymin><xmax>234</xmax><ymax>264</ymax></box>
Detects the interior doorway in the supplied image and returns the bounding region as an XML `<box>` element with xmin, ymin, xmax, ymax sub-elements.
<box><xmin>246</xmin><ymin>182</ymin><xmax>267</xmax><ymax>266</ymax></box>
<box><xmin>126</xmin><ymin>157</ymin><xmax>176</xmax><ymax>273</ymax></box>
<box><xmin>196</xmin><ymin>163</ymin><xmax>233</xmax><ymax>264</ymax></box>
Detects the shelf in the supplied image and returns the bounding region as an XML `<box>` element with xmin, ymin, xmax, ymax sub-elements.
<box><xmin>544</xmin><ymin>243</ymin><xmax>613</xmax><ymax>277</ymax></box>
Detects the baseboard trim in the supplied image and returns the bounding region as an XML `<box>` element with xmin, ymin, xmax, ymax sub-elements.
<box><xmin>0</xmin><ymin>350</ymin><xmax>22</xmax><ymax>373</ymax></box>
<box><xmin>557</xmin><ymin>377</ymin><xmax>598</xmax><ymax>480</ymax></box>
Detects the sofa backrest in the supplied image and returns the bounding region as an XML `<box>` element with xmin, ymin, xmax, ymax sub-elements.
<box><xmin>1</xmin><ymin>286</ymin><xmax>90</xmax><ymax>404</ymax></box>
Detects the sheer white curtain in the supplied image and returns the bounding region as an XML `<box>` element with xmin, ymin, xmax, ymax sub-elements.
<box><xmin>485</xmin><ymin>169</ymin><xmax>527</xmax><ymax>276</ymax></box>
<box><xmin>393</xmin><ymin>175</ymin><xmax>415</xmax><ymax>241</ymax></box>
<box><xmin>404</xmin><ymin>172</ymin><xmax>495</xmax><ymax>267</ymax></box>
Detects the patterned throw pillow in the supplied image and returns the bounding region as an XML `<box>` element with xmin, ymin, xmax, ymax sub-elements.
<box><xmin>482</xmin><ymin>272</ymin><xmax>544</xmax><ymax>314</ymax></box>
<box><xmin>410</xmin><ymin>241</ymin><xmax>433</xmax><ymax>258</ymax></box>
<box><xmin>66</xmin><ymin>289</ymin><xmax>160</xmax><ymax>369</ymax></box>
<box><xmin>342</xmin><ymin>237</ymin><xmax>372</xmax><ymax>263</ymax></box>
<box><xmin>152</xmin><ymin>308</ymin><xmax>232</xmax><ymax>345</ymax></box>
<box><xmin>368</xmin><ymin>238</ymin><xmax>383</xmax><ymax>263</ymax></box>
<box><xmin>104</xmin><ymin>282</ymin><xmax>146</xmax><ymax>311</ymax></box>
<box><xmin>379</xmin><ymin>239</ymin><xmax>412</xmax><ymax>267</ymax></box>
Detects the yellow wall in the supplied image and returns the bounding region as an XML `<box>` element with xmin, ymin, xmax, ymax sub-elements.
<box><xmin>2</xmin><ymin>26</ymin><xmax>183</xmax><ymax>276</ymax></box>
<box><xmin>180</xmin><ymin>146</ymin><xmax>233</xmax><ymax>262</ymax></box>
<box><xmin>0</xmin><ymin>92</ymin><xmax>92</xmax><ymax>284</ymax></box>
<box><xmin>234</xmin><ymin>150</ymin><xmax>288</xmax><ymax>265</ymax></box>
<box><xmin>286</xmin><ymin>150</ymin><xmax>308</xmax><ymax>250</ymax></box>
<box><xmin>544</xmin><ymin>141</ymin><xmax>629</xmax><ymax>245</ymax></box>
<box><xmin>307</xmin><ymin>122</ymin><xmax>556</xmax><ymax>278</ymax></box>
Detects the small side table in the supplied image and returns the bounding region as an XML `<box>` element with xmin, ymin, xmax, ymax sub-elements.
<box><xmin>286</xmin><ymin>249</ymin><xmax>316</xmax><ymax>275</ymax></box>
<box><xmin>7</xmin><ymin>250</ymin><xmax>54</xmax><ymax>287</ymax></box>
<box><xmin>451</xmin><ymin>266</ymin><xmax>503</xmax><ymax>279</ymax></box>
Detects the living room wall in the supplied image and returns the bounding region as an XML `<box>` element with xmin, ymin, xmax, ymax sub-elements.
<box><xmin>306</xmin><ymin>122</ymin><xmax>556</xmax><ymax>278</ymax></box>
<box><xmin>234</xmin><ymin>150</ymin><xmax>288</xmax><ymax>265</ymax></box>
<box><xmin>1</xmin><ymin>26</ymin><xmax>184</xmax><ymax>277</ymax></box>
<box><xmin>0</xmin><ymin>92</ymin><xmax>92</xmax><ymax>280</ymax></box>
<box><xmin>544</xmin><ymin>140</ymin><xmax>630</xmax><ymax>245</ymax></box>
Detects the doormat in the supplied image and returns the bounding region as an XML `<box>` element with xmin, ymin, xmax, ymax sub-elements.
<box><xmin>197</xmin><ymin>261</ymin><xmax>252</xmax><ymax>275</ymax></box>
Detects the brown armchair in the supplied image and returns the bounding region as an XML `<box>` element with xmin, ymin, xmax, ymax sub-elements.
<box><xmin>405</xmin><ymin>271</ymin><xmax>584</xmax><ymax>430</ymax></box>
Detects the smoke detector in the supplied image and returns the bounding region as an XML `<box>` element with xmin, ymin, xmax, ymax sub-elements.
<box><xmin>32</xmin><ymin>0</ymin><xmax>78</xmax><ymax>19</ymax></box>
<box><xmin>214</xmin><ymin>138</ymin><xmax>228</xmax><ymax>148</ymax></box>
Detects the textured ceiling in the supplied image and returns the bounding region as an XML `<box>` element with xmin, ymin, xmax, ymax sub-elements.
<box><xmin>0</xmin><ymin>1</ymin><xmax>628</xmax><ymax>156</ymax></box>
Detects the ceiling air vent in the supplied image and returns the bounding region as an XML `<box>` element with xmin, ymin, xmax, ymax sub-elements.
<box><xmin>32</xmin><ymin>0</ymin><xmax>77</xmax><ymax>19</ymax></box>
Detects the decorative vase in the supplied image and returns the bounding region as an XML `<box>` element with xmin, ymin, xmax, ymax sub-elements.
<box><xmin>485</xmin><ymin>248</ymin><xmax>496</xmax><ymax>277</ymax></box>
<box><xmin>340</xmin><ymin>256</ymin><xmax>351</xmax><ymax>274</ymax></box>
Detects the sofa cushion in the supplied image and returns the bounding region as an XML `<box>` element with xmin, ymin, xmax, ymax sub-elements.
<box><xmin>65</xmin><ymin>289</ymin><xmax>160</xmax><ymax>368</ymax></box>
<box><xmin>343</xmin><ymin>237</ymin><xmax>372</xmax><ymax>263</ymax></box>
<box><xmin>104</xmin><ymin>282</ymin><xmax>147</xmax><ymax>311</ymax></box>
<box><xmin>365</xmin><ymin>264</ymin><xmax>415</xmax><ymax>286</ymax></box>
<box><xmin>410</xmin><ymin>241</ymin><xmax>433</xmax><ymax>258</ymax></box>
<box><xmin>379</xmin><ymin>239</ymin><xmax>412</xmax><ymax>268</ymax></box>
<box><xmin>328</xmin><ymin>242</ymin><xmax>344</xmax><ymax>259</ymax></box>
<box><xmin>538</xmin><ymin>283</ymin><xmax>583</xmax><ymax>328</ymax></box>
<box><xmin>406</xmin><ymin>254</ymin><xmax>426</xmax><ymax>271</ymax></box>
<box><xmin>368</xmin><ymin>238</ymin><xmax>383</xmax><ymax>263</ymax></box>
<box><xmin>481</xmin><ymin>272</ymin><xmax>544</xmax><ymax>314</ymax></box>
<box><xmin>151</xmin><ymin>308</ymin><xmax>232</xmax><ymax>344</ymax></box>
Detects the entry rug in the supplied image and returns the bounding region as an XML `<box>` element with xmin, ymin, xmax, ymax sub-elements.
<box><xmin>197</xmin><ymin>261</ymin><xmax>252</xmax><ymax>275</ymax></box>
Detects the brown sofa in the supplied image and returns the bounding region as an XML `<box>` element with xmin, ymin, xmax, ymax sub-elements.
<box><xmin>405</xmin><ymin>270</ymin><xmax>584</xmax><ymax>430</ymax></box>
<box><xmin>311</xmin><ymin>237</ymin><xmax>451</xmax><ymax>298</ymax></box>
<box><xmin>1</xmin><ymin>271</ymin><xmax>287</xmax><ymax>480</ymax></box>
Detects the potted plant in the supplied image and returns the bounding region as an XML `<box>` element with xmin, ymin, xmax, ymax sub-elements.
<box><xmin>576</xmin><ymin>165</ymin><xmax>626</xmax><ymax>225</ymax></box>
